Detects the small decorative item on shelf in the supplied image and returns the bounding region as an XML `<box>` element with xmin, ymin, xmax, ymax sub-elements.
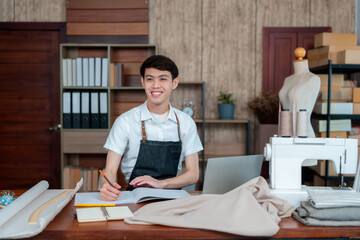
<box><xmin>247</xmin><ymin>92</ymin><xmax>279</xmax><ymax>125</ymax></box>
<box><xmin>217</xmin><ymin>91</ymin><xmax>235</xmax><ymax>120</ymax></box>
<box><xmin>182</xmin><ymin>101</ymin><xmax>194</xmax><ymax>117</ymax></box>
<box><xmin>0</xmin><ymin>190</ymin><xmax>15</xmax><ymax>208</ymax></box>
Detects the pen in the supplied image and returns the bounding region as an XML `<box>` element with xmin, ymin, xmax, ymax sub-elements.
<box><xmin>99</xmin><ymin>169</ymin><xmax>115</xmax><ymax>188</ymax></box>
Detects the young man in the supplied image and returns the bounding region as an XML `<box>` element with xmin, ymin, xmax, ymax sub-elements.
<box><xmin>100</xmin><ymin>55</ymin><xmax>203</xmax><ymax>201</ymax></box>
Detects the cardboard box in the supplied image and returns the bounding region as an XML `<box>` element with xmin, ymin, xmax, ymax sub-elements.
<box><xmin>353</xmin><ymin>88</ymin><xmax>360</xmax><ymax>102</ymax></box>
<box><xmin>317</xmin><ymin>74</ymin><xmax>344</xmax><ymax>87</ymax></box>
<box><xmin>354</xmin><ymin>103</ymin><xmax>360</xmax><ymax>114</ymax></box>
<box><xmin>319</xmin><ymin>91</ymin><xmax>342</xmax><ymax>101</ymax></box>
<box><xmin>309</xmin><ymin>59</ymin><xmax>318</xmax><ymax>69</ymax></box>
<box><xmin>314</xmin><ymin>32</ymin><xmax>357</xmax><ymax>48</ymax></box>
<box><xmin>320</xmin><ymin>131</ymin><xmax>347</xmax><ymax>138</ymax></box>
<box><xmin>308</xmin><ymin>45</ymin><xmax>360</xmax><ymax>68</ymax></box>
<box><xmin>315</xmin><ymin>102</ymin><xmax>353</xmax><ymax>114</ymax></box>
<box><xmin>307</xmin><ymin>48</ymin><xmax>319</xmax><ymax>60</ymax></box>
<box><xmin>338</xmin><ymin>50</ymin><xmax>360</xmax><ymax>64</ymax></box>
<box><xmin>340</xmin><ymin>87</ymin><xmax>353</xmax><ymax>101</ymax></box>
<box><xmin>319</xmin><ymin>86</ymin><xmax>341</xmax><ymax>92</ymax></box>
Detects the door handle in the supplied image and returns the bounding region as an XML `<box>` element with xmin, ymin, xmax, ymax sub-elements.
<box><xmin>48</xmin><ymin>124</ymin><xmax>61</xmax><ymax>132</ymax></box>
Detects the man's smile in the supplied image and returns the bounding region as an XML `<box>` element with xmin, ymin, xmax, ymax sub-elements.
<box><xmin>151</xmin><ymin>91</ymin><xmax>163</xmax><ymax>97</ymax></box>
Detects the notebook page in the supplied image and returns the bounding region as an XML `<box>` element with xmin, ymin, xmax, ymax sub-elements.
<box><xmin>105</xmin><ymin>206</ymin><xmax>134</xmax><ymax>220</ymax></box>
<box><xmin>76</xmin><ymin>207</ymin><xmax>106</xmax><ymax>222</ymax></box>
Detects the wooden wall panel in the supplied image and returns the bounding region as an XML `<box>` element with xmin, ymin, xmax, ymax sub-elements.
<box><xmin>67</xmin><ymin>9</ymin><xmax>148</xmax><ymax>23</ymax></box>
<box><xmin>66</xmin><ymin>0</ymin><xmax>148</xmax><ymax>9</ymax></box>
<box><xmin>310</xmin><ymin>0</ymin><xmax>355</xmax><ymax>33</ymax></box>
<box><xmin>202</xmin><ymin>0</ymin><xmax>256</xmax><ymax>144</ymax></box>
<box><xmin>149</xmin><ymin>0</ymin><xmax>202</xmax><ymax>84</ymax></box>
<box><xmin>0</xmin><ymin>0</ymin><xmax>14</xmax><ymax>21</ymax></box>
<box><xmin>14</xmin><ymin>0</ymin><xmax>65</xmax><ymax>22</ymax></box>
<box><xmin>66</xmin><ymin>22</ymin><xmax>148</xmax><ymax>36</ymax></box>
<box><xmin>66</xmin><ymin>0</ymin><xmax>149</xmax><ymax>41</ymax></box>
<box><xmin>149</xmin><ymin>0</ymin><xmax>202</xmax><ymax>111</ymax></box>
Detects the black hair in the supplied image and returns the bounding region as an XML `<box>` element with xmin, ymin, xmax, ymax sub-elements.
<box><xmin>140</xmin><ymin>55</ymin><xmax>179</xmax><ymax>80</ymax></box>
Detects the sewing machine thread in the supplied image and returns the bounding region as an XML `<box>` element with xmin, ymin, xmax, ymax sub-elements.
<box><xmin>279</xmin><ymin>109</ymin><xmax>293</xmax><ymax>137</ymax></box>
<box><xmin>296</xmin><ymin>109</ymin><xmax>307</xmax><ymax>138</ymax></box>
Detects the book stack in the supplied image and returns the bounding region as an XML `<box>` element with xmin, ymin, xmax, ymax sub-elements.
<box><xmin>62</xmin><ymin>57</ymin><xmax>108</xmax><ymax>87</ymax></box>
<box><xmin>308</xmin><ymin>32</ymin><xmax>360</xmax><ymax>68</ymax></box>
<box><xmin>63</xmin><ymin>166</ymin><xmax>99</xmax><ymax>191</ymax></box>
<box><xmin>110</xmin><ymin>63</ymin><xmax>124</xmax><ymax>87</ymax></box>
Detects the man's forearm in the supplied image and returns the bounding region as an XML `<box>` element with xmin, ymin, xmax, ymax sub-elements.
<box><xmin>161</xmin><ymin>170</ymin><xmax>199</xmax><ymax>189</ymax></box>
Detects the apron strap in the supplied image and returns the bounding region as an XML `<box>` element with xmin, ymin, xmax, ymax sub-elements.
<box><xmin>141</xmin><ymin>111</ymin><xmax>182</xmax><ymax>143</ymax></box>
<box><xmin>141</xmin><ymin>120</ymin><xmax>147</xmax><ymax>141</ymax></box>
<box><xmin>174</xmin><ymin>112</ymin><xmax>182</xmax><ymax>143</ymax></box>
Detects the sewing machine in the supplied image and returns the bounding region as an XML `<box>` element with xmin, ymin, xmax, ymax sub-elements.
<box><xmin>264</xmin><ymin>136</ymin><xmax>359</xmax><ymax>206</ymax></box>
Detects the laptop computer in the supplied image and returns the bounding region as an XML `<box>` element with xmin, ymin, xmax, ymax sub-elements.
<box><xmin>202</xmin><ymin>155</ymin><xmax>263</xmax><ymax>194</ymax></box>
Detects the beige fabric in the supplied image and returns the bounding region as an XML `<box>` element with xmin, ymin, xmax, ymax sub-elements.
<box><xmin>125</xmin><ymin>177</ymin><xmax>293</xmax><ymax>237</ymax></box>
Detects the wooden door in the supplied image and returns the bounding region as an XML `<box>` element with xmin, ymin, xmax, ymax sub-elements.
<box><xmin>263</xmin><ymin>27</ymin><xmax>331</xmax><ymax>93</ymax></box>
<box><xmin>0</xmin><ymin>23</ymin><xmax>65</xmax><ymax>189</ymax></box>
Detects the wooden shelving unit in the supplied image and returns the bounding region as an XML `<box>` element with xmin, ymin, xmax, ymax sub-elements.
<box><xmin>311</xmin><ymin>59</ymin><xmax>360</xmax><ymax>186</ymax></box>
<box><xmin>59</xmin><ymin>43</ymin><xmax>156</xmax><ymax>188</ymax></box>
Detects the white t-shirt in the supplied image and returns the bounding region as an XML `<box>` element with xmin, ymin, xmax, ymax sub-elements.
<box><xmin>104</xmin><ymin>101</ymin><xmax>203</xmax><ymax>182</ymax></box>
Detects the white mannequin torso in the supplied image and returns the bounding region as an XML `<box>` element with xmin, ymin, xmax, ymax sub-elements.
<box><xmin>278</xmin><ymin>60</ymin><xmax>320</xmax><ymax>138</ymax></box>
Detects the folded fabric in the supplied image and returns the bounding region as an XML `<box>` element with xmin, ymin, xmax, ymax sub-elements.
<box><xmin>293</xmin><ymin>210</ymin><xmax>360</xmax><ymax>226</ymax></box>
<box><xmin>297</xmin><ymin>201</ymin><xmax>360</xmax><ymax>221</ymax></box>
<box><xmin>125</xmin><ymin>177</ymin><xmax>293</xmax><ymax>237</ymax></box>
<box><xmin>307</xmin><ymin>188</ymin><xmax>360</xmax><ymax>208</ymax></box>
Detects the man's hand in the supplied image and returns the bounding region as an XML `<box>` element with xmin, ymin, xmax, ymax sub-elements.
<box><xmin>129</xmin><ymin>175</ymin><xmax>165</xmax><ymax>189</ymax></box>
<box><xmin>100</xmin><ymin>182</ymin><xmax>121</xmax><ymax>201</ymax></box>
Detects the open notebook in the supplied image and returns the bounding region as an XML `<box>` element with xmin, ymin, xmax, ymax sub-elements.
<box><xmin>76</xmin><ymin>206</ymin><xmax>134</xmax><ymax>223</ymax></box>
<box><xmin>75</xmin><ymin>187</ymin><xmax>190</xmax><ymax>207</ymax></box>
<box><xmin>202</xmin><ymin>155</ymin><xmax>263</xmax><ymax>194</ymax></box>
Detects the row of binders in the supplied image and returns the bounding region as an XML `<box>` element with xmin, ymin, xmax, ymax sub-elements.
<box><xmin>63</xmin><ymin>166</ymin><xmax>99</xmax><ymax>191</ymax></box>
<box><xmin>62</xmin><ymin>58</ymin><xmax>108</xmax><ymax>87</ymax></box>
<box><xmin>63</xmin><ymin>91</ymin><xmax>108</xmax><ymax>129</ymax></box>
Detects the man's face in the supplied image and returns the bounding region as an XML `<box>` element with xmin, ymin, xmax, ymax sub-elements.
<box><xmin>141</xmin><ymin>67</ymin><xmax>179</xmax><ymax>112</ymax></box>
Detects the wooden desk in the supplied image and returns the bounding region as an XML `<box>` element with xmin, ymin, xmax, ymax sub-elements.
<box><xmin>26</xmin><ymin>197</ymin><xmax>360</xmax><ymax>240</ymax></box>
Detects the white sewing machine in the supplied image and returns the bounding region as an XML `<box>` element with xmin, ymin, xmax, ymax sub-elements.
<box><xmin>264</xmin><ymin>136</ymin><xmax>359</xmax><ymax>207</ymax></box>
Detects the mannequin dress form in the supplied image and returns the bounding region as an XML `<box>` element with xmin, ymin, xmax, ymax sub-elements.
<box><xmin>278</xmin><ymin>47</ymin><xmax>320</xmax><ymax>166</ymax></box>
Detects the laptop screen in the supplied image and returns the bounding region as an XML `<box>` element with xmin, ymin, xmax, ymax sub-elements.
<box><xmin>202</xmin><ymin>155</ymin><xmax>263</xmax><ymax>194</ymax></box>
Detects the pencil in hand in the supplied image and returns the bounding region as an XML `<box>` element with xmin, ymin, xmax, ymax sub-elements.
<box><xmin>99</xmin><ymin>169</ymin><xmax>115</xmax><ymax>188</ymax></box>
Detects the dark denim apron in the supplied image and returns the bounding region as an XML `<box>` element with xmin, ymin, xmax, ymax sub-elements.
<box><xmin>127</xmin><ymin>112</ymin><xmax>182</xmax><ymax>190</ymax></box>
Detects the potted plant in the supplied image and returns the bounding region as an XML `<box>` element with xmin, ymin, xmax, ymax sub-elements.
<box><xmin>247</xmin><ymin>92</ymin><xmax>279</xmax><ymax>125</ymax></box>
<box><xmin>217</xmin><ymin>91</ymin><xmax>235</xmax><ymax>120</ymax></box>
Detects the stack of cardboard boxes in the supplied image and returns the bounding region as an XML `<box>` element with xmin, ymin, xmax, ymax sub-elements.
<box><xmin>314</xmin><ymin>73</ymin><xmax>354</xmax><ymax>138</ymax></box>
<box><xmin>308</xmin><ymin>32</ymin><xmax>360</xmax><ymax>185</ymax></box>
<box><xmin>308</xmin><ymin>32</ymin><xmax>360</xmax><ymax>68</ymax></box>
